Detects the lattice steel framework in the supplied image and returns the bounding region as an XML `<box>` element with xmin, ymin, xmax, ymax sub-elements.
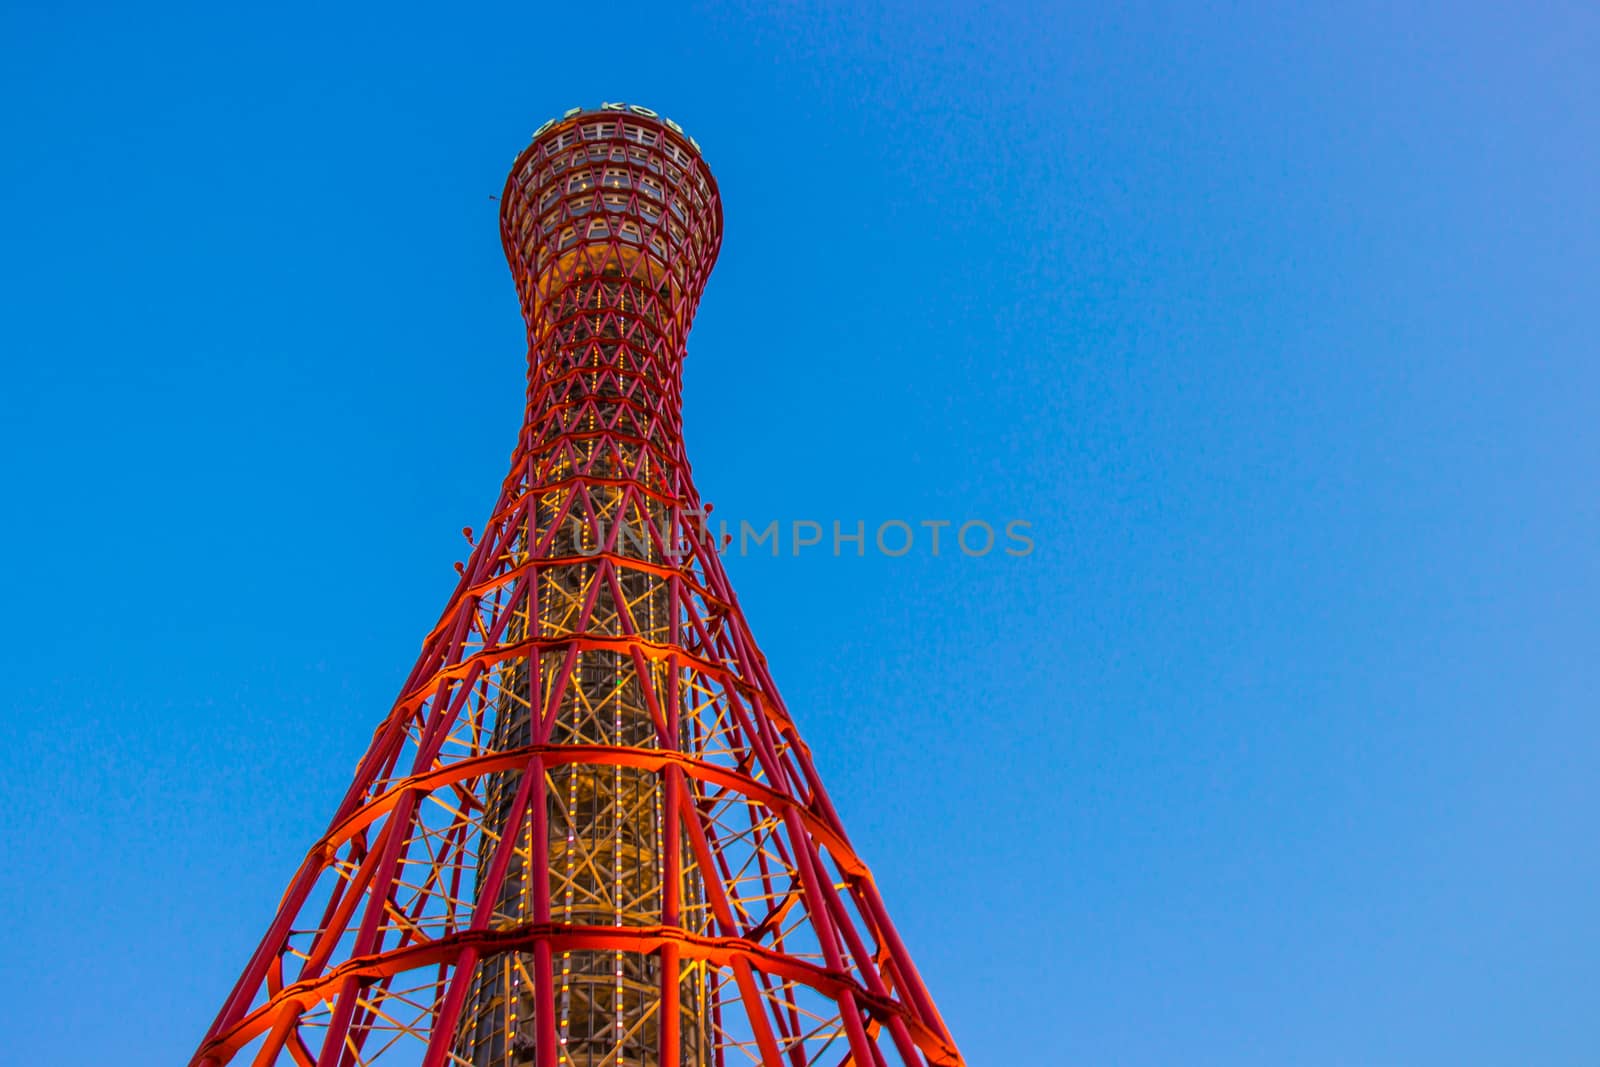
<box><xmin>193</xmin><ymin>104</ymin><xmax>964</xmax><ymax>1067</ymax></box>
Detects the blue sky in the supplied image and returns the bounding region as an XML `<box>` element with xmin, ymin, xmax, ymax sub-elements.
<box><xmin>2</xmin><ymin>2</ymin><xmax>1597</xmax><ymax>1063</ymax></box>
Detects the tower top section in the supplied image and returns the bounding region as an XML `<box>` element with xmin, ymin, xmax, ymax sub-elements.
<box><xmin>529</xmin><ymin>102</ymin><xmax>708</xmax><ymax>159</ymax></box>
<box><xmin>499</xmin><ymin>103</ymin><xmax>722</xmax><ymax>330</ymax></box>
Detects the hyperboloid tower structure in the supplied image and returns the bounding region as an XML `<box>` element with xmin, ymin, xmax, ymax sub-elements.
<box><xmin>193</xmin><ymin>103</ymin><xmax>964</xmax><ymax>1067</ymax></box>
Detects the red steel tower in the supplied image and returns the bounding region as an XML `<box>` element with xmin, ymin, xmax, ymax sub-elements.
<box><xmin>193</xmin><ymin>103</ymin><xmax>964</xmax><ymax>1067</ymax></box>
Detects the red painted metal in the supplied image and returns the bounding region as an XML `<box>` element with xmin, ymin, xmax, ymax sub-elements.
<box><xmin>193</xmin><ymin>104</ymin><xmax>965</xmax><ymax>1067</ymax></box>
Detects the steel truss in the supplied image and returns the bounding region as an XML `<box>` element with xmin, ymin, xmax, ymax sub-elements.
<box><xmin>193</xmin><ymin>106</ymin><xmax>965</xmax><ymax>1067</ymax></box>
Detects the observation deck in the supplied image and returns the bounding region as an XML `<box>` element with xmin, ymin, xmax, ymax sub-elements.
<box><xmin>499</xmin><ymin>104</ymin><xmax>722</xmax><ymax>336</ymax></box>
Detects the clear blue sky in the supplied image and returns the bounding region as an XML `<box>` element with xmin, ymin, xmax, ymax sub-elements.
<box><xmin>2</xmin><ymin>2</ymin><xmax>1596</xmax><ymax>1063</ymax></box>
